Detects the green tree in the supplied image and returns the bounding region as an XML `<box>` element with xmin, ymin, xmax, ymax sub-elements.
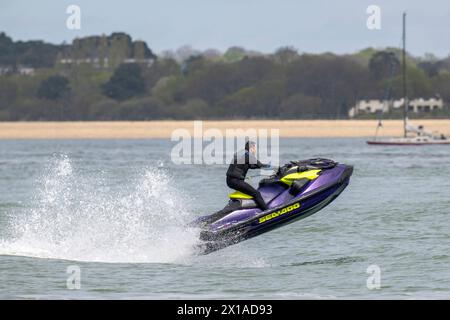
<box><xmin>36</xmin><ymin>75</ymin><xmax>70</xmax><ymax>100</ymax></box>
<box><xmin>117</xmin><ymin>97</ymin><xmax>166</xmax><ymax>120</ymax></box>
<box><xmin>417</xmin><ymin>61</ymin><xmax>440</xmax><ymax>77</ymax></box>
<box><xmin>0</xmin><ymin>79</ymin><xmax>18</xmax><ymax>109</ymax></box>
<box><xmin>280</xmin><ymin>93</ymin><xmax>322</xmax><ymax>119</ymax></box>
<box><xmin>432</xmin><ymin>71</ymin><xmax>450</xmax><ymax>102</ymax></box>
<box><xmin>0</xmin><ymin>32</ymin><xmax>16</xmax><ymax>66</ymax></box>
<box><xmin>273</xmin><ymin>46</ymin><xmax>299</xmax><ymax>65</ymax></box>
<box><xmin>223</xmin><ymin>47</ymin><xmax>247</xmax><ymax>62</ymax></box>
<box><xmin>142</xmin><ymin>58</ymin><xmax>180</xmax><ymax>92</ymax></box>
<box><xmin>102</xmin><ymin>63</ymin><xmax>146</xmax><ymax>100</ymax></box>
<box><xmin>286</xmin><ymin>54</ymin><xmax>373</xmax><ymax>117</ymax></box>
<box><xmin>390</xmin><ymin>65</ymin><xmax>433</xmax><ymax>98</ymax></box>
<box><xmin>369</xmin><ymin>51</ymin><xmax>400</xmax><ymax>80</ymax></box>
<box><xmin>181</xmin><ymin>55</ymin><xmax>207</xmax><ymax>76</ymax></box>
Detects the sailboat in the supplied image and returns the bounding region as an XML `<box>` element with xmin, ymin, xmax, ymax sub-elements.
<box><xmin>366</xmin><ymin>13</ymin><xmax>449</xmax><ymax>146</ymax></box>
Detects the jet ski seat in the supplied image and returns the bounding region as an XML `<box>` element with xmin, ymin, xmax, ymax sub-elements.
<box><xmin>228</xmin><ymin>191</ymin><xmax>258</xmax><ymax>208</ymax></box>
<box><xmin>228</xmin><ymin>190</ymin><xmax>253</xmax><ymax>199</ymax></box>
<box><xmin>228</xmin><ymin>183</ymin><xmax>287</xmax><ymax>209</ymax></box>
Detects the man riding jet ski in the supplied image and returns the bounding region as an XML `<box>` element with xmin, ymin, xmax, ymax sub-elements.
<box><xmin>226</xmin><ymin>141</ymin><xmax>271</xmax><ymax>211</ymax></box>
<box><xmin>192</xmin><ymin>154</ymin><xmax>353</xmax><ymax>254</ymax></box>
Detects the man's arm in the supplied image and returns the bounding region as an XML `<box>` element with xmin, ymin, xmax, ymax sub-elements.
<box><xmin>258</xmin><ymin>161</ymin><xmax>271</xmax><ymax>168</ymax></box>
<box><xmin>248</xmin><ymin>153</ymin><xmax>270</xmax><ymax>169</ymax></box>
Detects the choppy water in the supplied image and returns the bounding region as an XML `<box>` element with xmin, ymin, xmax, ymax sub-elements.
<box><xmin>0</xmin><ymin>138</ymin><xmax>449</xmax><ymax>299</ymax></box>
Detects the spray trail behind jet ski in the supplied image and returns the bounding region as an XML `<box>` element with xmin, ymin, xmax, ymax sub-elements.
<box><xmin>0</xmin><ymin>155</ymin><xmax>199</xmax><ymax>263</ymax></box>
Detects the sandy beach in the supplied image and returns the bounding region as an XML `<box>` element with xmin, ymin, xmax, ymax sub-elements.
<box><xmin>0</xmin><ymin>120</ymin><xmax>449</xmax><ymax>139</ymax></box>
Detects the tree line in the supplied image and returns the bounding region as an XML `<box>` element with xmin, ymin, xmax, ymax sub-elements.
<box><xmin>1</xmin><ymin>32</ymin><xmax>450</xmax><ymax>121</ymax></box>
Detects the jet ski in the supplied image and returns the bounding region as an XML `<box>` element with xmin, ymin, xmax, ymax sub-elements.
<box><xmin>192</xmin><ymin>158</ymin><xmax>353</xmax><ymax>254</ymax></box>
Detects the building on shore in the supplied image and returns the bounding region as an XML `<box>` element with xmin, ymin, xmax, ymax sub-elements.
<box><xmin>57</xmin><ymin>33</ymin><xmax>156</xmax><ymax>69</ymax></box>
<box><xmin>0</xmin><ymin>66</ymin><xmax>35</xmax><ymax>76</ymax></box>
<box><xmin>349</xmin><ymin>95</ymin><xmax>445</xmax><ymax>118</ymax></box>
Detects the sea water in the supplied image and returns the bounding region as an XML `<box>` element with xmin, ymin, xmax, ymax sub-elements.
<box><xmin>0</xmin><ymin>138</ymin><xmax>449</xmax><ymax>299</ymax></box>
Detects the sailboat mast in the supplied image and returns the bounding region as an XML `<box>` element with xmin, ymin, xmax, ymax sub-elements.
<box><xmin>402</xmin><ymin>12</ymin><xmax>407</xmax><ymax>138</ymax></box>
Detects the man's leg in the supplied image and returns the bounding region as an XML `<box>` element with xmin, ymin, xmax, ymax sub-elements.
<box><xmin>227</xmin><ymin>178</ymin><xmax>268</xmax><ymax>211</ymax></box>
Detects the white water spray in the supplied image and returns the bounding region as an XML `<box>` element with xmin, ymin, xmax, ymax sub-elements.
<box><xmin>0</xmin><ymin>155</ymin><xmax>199</xmax><ymax>263</ymax></box>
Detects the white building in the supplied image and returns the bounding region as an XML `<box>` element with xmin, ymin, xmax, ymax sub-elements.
<box><xmin>59</xmin><ymin>57</ymin><xmax>153</xmax><ymax>68</ymax></box>
<box><xmin>0</xmin><ymin>66</ymin><xmax>13</xmax><ymax>75</ymax></box>
<box><xmin>0</xmin><ymin>66</ymin><xmax>34</xmax><ymax>76</ymax></box>
<box><xmin>408</xmin><ymin>97</ymin><xmax>443</xmax><ymax>113</ymax></box>
<box><xmin>349</xmin><ymin>96</ymin><xmax>444</xmax><ymax>118</ymax></box>
<box><xmin>17</xmin><ymin>67</ymin><xmax>35</xmax><ymax>75</ymax></box>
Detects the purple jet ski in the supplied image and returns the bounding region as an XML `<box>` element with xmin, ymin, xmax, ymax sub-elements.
<box><xmin>193</xmin><ymin>158</ymin><xmax>353</xmax><ymax>254</ymax></box>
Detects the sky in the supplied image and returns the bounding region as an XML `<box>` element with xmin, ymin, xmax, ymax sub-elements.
<box><xmin>0</xmin><ymin>0</ymin><xmax>449</xmax><ymax>57</ymax></box>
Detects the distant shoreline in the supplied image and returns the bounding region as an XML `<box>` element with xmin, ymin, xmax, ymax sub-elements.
<box><xmin>1</xmin><ymin>120</ymin><xmax>449</xmax><ymax>139</ymax></box>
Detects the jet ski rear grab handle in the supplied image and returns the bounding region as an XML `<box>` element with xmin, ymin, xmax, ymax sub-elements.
<box><xmin>245</xmin><ymin>173</ymin><xmax>273</xmax><ymax>180</ymax></box>
<box><xmin>244</xmin><ymin>166</ymin><xmax>280</xmax><ymax>179</ymax></box>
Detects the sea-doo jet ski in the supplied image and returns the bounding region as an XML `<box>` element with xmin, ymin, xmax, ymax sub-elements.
<box><xmin>192</xmin><ymin>158</ymin><xmax>353</xmax><ymax>254</ymax></box>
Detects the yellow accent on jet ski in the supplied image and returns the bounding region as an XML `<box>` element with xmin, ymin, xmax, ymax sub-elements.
<box><xmin>259</xmin><ymin>202</ymin><xmax>300</xmax><ymax>223</ymax></box>
<box><xmin>280</xmin><ymin>169</ymin><xmax>321</xmax><ymax>186</ymax></box>
<box><xmin>228</xmin><ymin>190</ymin><xmax>253</xmax><ymax>199</ymax></box>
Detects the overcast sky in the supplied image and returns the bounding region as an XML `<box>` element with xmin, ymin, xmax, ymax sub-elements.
<box><xmin>1</xmin><ymin>0</ymin><xmax>449</xmax><ymax>57</ymax></box>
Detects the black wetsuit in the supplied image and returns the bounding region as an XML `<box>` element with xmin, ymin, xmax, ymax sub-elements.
<box><xmin>226</xmin><ymin>150</ymin><xmax>270</xmax><ymax>210</ymax></box>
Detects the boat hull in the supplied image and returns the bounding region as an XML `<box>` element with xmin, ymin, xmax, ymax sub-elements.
<box><xmin>367</xmin><ymin>140</ymin><xmax>450</xmax><ymax>146</ymax></box>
